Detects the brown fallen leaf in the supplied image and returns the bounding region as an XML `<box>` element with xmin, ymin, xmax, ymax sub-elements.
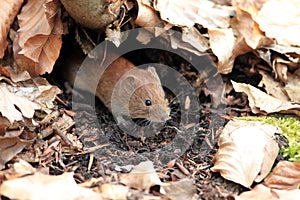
<box><xmin>235</xmin><ymin>4</ymin><xmax>274</xmax><ymax>50</ymax></box>
<box><xmin>211</xmin><ymin>119</ymin><xmax>280</xmax><ymax>188</ymax></box>
<box><xmin>135</xmin><ymin>0</ymin><xmax>162</xmax><ymax>28</ymax></box>
<box><xmin>0</xmin><ymin>0</ymin><xmax>23</xmax><ymax>58</ymax></box>
<box><xmin>119</xmin><ymin>161</ymin><xmax>162</xmax><ymax>192</ymax></box>
<box><xmin>169</xmin><ymin>27</ymin><xmax>209</xmax><ymax>56</ymax></box>
<box><xmin>258</xmin><ymin>66</ymin><xmax>300</xmax><ymax>103</ymax></box>
<box><xmin>234</xmin><ymin>184</ymin><xmax>300</xmax><ymax>200</ymax></box>
<box><xmin>284</xmin><ymin>73</ymin><xmax>300</xmax><ymax>103</ymax></box>
<box><xmin>154</xmin><ymin>0</ymin><xmax>233</xmax><ymax>28</ymax></box>
<box><xmin>3</xmin><ymin>76</ymin><xmax>62</xmax><ymax>113</ymax></box>
<box><xmin>231</xmin><ymin>81</ymin><xmax>300</xmax><ymax>115</ymax></box>
<box><xmin>264</xmin><ymin>160</ymin><xmax>300</xmax><ymax>190</ymax></box>
<box><xmin>208</xmin><ymin>28</ymin><xmax>235</xmax><ymax>73</ymax></box>
<box><xmin>14</xmin><ymin>0</ymin><xmax>63</xmax><ymax>76</ymax></box>
<box><xmin>0</xmin><ymin>65</ymin><xmax>31</xmax><ymax>82</ymax></box>
<box><xmin>97</xmin><ymin>184</ymin><xmax>129</xmax><ymax>200</ymax></box>
<box><xmin>254</xmin><ymin>0</ymin><xmax>300</xmax><ymax>46</ymax></box>
<box><xmin>162</xmin><ymin>179</ymin><xmax>198</xmax><ymax>200</ymax></box>
<box><xmin>0</xmin><ymin>159</ymin><xmax>37</xmax><ymax>181</ymax></box>
<box><xmin>0</xmin><ymin>130</ymin><xmax>35</xmax><ymax>170</ymax></box>
<box><xmin>0</xmin><ymin>83</ymin><xmax>40</xmax><ymax>123</ymax></box>
<box><xmin>258</xmin><ymin>70</ymin><xmax>289</xmax><ymax>101</ymax></box>
<box><xmin>0</xmin><ymin>172</ymin><xmax>103</xmax><ymax>200</ymax></box>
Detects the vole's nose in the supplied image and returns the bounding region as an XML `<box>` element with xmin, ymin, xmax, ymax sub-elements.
<box><xmin>160</xmin><ymin>111</ymin><xmax>170</xmax><ymax>122</ymax></box>
<box><xmin>149</xmin><ymin>105</ymin><xmax>170</xmax><ymax>122</ymax></box>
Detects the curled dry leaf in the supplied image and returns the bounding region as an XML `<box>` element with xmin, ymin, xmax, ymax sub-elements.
<box><xmin>258</xmin><ymin>69</ymin><xmax>300</xmax><ymax>103</ymax></box>
<box><xmin>119</xmin><ymin>161</ymin><xmax>162</xmax><ymax>192</ymax></box>
<box><xmin>0</xmin><ymin>172</ymin><xmax>103</xmax><ymax>200</ymax></box>
<box><xmin>235</xmin><ymin>4</ymin><xmax>274</xmax><ymax>50</ymax></box>
<box><xmin>169</xmin><ymin>28</ymin><xmax>208</xmax><ymax>56</ymax></box>
<box><xmin>182</xmin><ymin>27</ymin><xmax>210</xmax><ymax>54</ymax></box>
<box><xmin>162</xmin><ymin>179</ymin><xmax>198</xmax><ymax>200</ymax></box>
<box><xmin>208</xmin><ymin>28</ymin><xmax>235</xmax><ymax>74</ymax></box>
<box><xmin>254</xmin><ymin>0</ymin><xmax>300</xmax><ymax>46</ymax></box>
<box><xmin>4</xmin><ymin>77</ymin><xmax>62</xmax><ymax>113</ymax></box>
<box><xmin>154</xmin><ymin>0</ymin><xmax>233</xmax><ymax>29</ymax></box>
<box><xmin>14</xmin><ymin>0</ymin><xmax>63</xmax><ymax>76</ymax></box>
<box><xmin>135</xmin><ymin>0</ymin><xmax>162</xmax><ymax>28</ymax></box>
<box><xmin>0</xmin><ymin>160</ymin><xmax>27</xmax><ymax>179</ymax></box>
<box><xmin>0</xmin><ymin>65</ymin><xmax>31</xmax><ymax>83</ymax></box>
<box><xmin>258</xmin><ymin>70</ymin><xmax>289</xmax><ymax>101</ymax></box>
<box><xmin>0</xmin><ymin>0</ymin><xmax>23</xmax><ymax>58</ymax></box>
<box><xmin>97</xmin><ymin>184</ymin><xmax>129</xmax><ymax>200</ymax></box>
<box><xmin>0</xmin><ymin>83</ymin><xmax>40</xmax><ymax>124</ymax></box>
<box><xmin>235</xmin><ymin>184</ymin><xmax>300</xmax><ymax>200</ymax></box>
<box><xmin>232</xmin><ymin>81</ymin><xmax>300</xmax><ymax>115</ymax></box>
<box><xmin>0</xmin><ymin>130</ymin><xmax>35</xmax><ymax>170</ymax></box>
<box><xmin>264</xmin><ymin>160</ymin><xmax>300</xmax><ymax>190</ymax></box>
<box><xmin>211</xmin><ymin>119</ymin><xmax>280</xmax><ymax>188</ymax></box>
<box><xmin>0</xmin><ymin>159</ymin><xmax>37</xmax><ymax>181</ymax></box>
<box><xmin>284</xmin><ymin>72</ymin><xmax>300</xmax><ymax>103</ymax></box>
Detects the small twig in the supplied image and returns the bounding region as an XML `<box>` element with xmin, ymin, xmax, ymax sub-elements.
<box><xmin>55</xmin><ymin>96</ymin><xmax>68</xmax><ymax>107</ymax></box>
<box><xmin>53</xmin><ymin>125</ymin><xmax>72</xmax><ymax>146</ymax></box>
<box><xmin>176</xmin><ymin>161</ymin><xmax>190</xmax><ymax>175</ymax></box>
<box><xmin>87</xmin><ymin>154</ymin><xmax>94</xmax><ymax>172</ymax></box>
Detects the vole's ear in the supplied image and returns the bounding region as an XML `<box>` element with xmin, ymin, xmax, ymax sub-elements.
<box><xmin>122</xmin><ymin>75</ymin><xmax>139</xmax><ymax>92</ymax></box>
<box><xmin>147</xmin><ymin>66</ymin><xmax>160</xmax><ymax>82</ymax></box>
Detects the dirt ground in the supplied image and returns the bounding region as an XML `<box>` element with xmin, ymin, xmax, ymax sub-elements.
<box><xmin>46</xmin><ymin>37</ymin><xmax>253</xmax><ymax>199</ymax></box>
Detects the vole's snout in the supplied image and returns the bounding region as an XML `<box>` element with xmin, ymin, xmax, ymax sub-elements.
<box><xmin>149</xmin><ymin>104</ymin><xmax>170</xmax><ymax>123</ymax></box>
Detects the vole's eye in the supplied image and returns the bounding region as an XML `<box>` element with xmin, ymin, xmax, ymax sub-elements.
<box><xmin>145</xmin><ymin>99</ymin><xmax>152</xmax><ymax>106</ymax></box>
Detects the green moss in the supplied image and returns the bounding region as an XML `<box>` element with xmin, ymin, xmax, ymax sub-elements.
<box><xmin>237</xmin><ymin>115</ymin><xmax>300</xmax><ymax>162</ymax></box>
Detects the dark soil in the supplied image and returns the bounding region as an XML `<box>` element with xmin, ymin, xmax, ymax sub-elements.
<box><xmin>46</xmin><ymin>38</ymin><xmax>253</xmax><ymax>199</ymax></box>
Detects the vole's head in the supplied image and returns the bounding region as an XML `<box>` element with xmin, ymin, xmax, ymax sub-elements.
<box><xmin>123</xmin><ymin>67</ymin><xmax>170</xmax><ymax>122</ymax></box>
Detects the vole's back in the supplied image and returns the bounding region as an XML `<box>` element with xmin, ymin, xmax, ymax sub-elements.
<box><xmin>65</xmin><ymin>55</ymin><xmax>170</xmax><ymax>122</ymax></box>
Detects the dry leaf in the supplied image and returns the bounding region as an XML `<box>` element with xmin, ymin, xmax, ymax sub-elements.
<box><xmin>3</xmin><ymin>77</ymin><xmax>61</xmax><ymax>113</ymax></box>
<box><xmin>119</xmin><ymin>161</ymin><xmax>162</xmax><ymax>192</ymax></box>
<box><xmin>0</xmin><ymin>65</ymin><xmax>31</xmax><ymax>83</ymax></box>
<box><xmin>235</xmin><ymin>184</ymin><xmax>300</xmax><ymax>200</ymax></box>
<box><xmin>98</xmin><ymin>184</ymin><xmax>129</xmax><ymax>200</ymax></box>
<box><xmin>232</xmin><ymin>81</ymin><xmax>300</xmax><ymax>115</ymax></box>
<box><xmin>154</xmin><ymin>0</ymin><xmax>200</xmax><ymax>28</ymax></box>
<box><xmin>235</xmin><ymin>6</ymin><xmax>274</xmax><ymax>50</ymax></box>
<box><xmin>0</xmin><ymin>0</ymin><xmax>23</xmax><ymax>58</ymax></box>
<box><xmin>0</xmin><ymin>131</ymin><xmax>35</xmax><ymax>170</ymax></box>
<box><xmin>0</xmin><ymin>172</ymin><xmax>103</xmax><ymax>200</ymax></box>
<box><xmin>258</xmin><ymin>70</ymin><xmax>289</xmax><ymax>101</ymax></box>
<box><xmin>0</xmin><ymin>83</ymin><xmax>40</xmax><ymax>123</ymax></box>
<box><xmin>211</xmin><ymin>120</ymin><xmax>280</xmax><ymax>188</ymax></box>
<box><xmin>169</xmin><ymin>29</ymin><xmax>207</xmax><ymax>57</ymax></box>
<box><xmin>254</xmin><ymin>0</ymin><xmax>300</xmax><ymax>46</ymax></box>
<box><xmin>182</xmin><ymin>27</ymin><xmax>210</xmax><ymax>54</ymax></box>
<box><xmin>162</xmin><ymin>179</ymin><xmax>197</xmax><ymax>200</ymax></box>
<box><xmin>135</xmin><ymin>0</ymin><xmax>162</xmax><ymax>28</ymax></box>
<box><xmin>236</xmin><ymin>0</ymin><xmax>267</xmax><ymax>18</ymax></box>
<box><xmin>285</xmin><ymin>73</ymin><xmax>300</xmax><ymax>103</ymax></box>
<box><xmin>264</xmin><ymin>161</ymin><xmax>300</xmax><ymax>190</ymax></box>
<box><xmin>208</xmin><ymin>28</ymin><xmax>235</xmax><ymax>73</ymax></box>
<box><xmin>154</xmin><ymin>0</ymin><xmax>233</xmax><ymax>29</ymax></box>
<box><xmin>257</xmin><ymin>45</ymin><xmax>300</xmax><ymax>71</ymax></box>
<box><xmin>14</xmin><ymin>0</ymin><xmax>63</xmax><ymax>76</ymax></box>
<box><xmin>0</xmin><ymin>159</ymin><xmax>37</xmax><ymax>181</ymax></box>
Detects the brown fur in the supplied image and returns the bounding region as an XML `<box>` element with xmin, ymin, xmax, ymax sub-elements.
<box><xmin>68</xmin><ymin>56</ymin><xmax>170</xmax><ymax>122</ymax></box>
